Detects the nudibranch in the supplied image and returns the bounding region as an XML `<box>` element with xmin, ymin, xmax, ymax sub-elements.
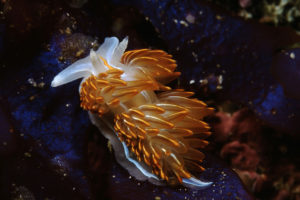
<box><xmin>51</xmin><ymin>37</ymin><xmax>214</xmax><ymax>188</ymax></box>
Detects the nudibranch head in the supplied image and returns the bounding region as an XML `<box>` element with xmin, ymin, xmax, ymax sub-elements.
<box><xmin>51</xmin><ymin>37</ymin><xmax>128</xmax><ymax>88</ymax></box>
<box><xmin>52</xmin><ymin>36</ymin><xmax>214</xmax><ymax>189</ymax></box>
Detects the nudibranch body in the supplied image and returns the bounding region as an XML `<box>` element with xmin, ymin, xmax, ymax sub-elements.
<box><xmin>52</xmin><ymin>37</ymin><xmax>214</xmax><ymax>188</ymax></box>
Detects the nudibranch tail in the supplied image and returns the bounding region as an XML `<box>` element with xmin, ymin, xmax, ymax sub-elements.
<box><xmin>51</xmin><ymin>36</ymin><xmax>213</xmax><ymax>189</ymax></box>
<box><xmin>114</xmin><ymin>89</ymin><xmax>214</xmax><ymax>186</ymax></box>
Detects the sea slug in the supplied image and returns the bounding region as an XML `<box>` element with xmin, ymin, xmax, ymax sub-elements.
<box><xmin>51</xmin><ymin>36</ymin><xmax>213</xmax><ymax>188</ymax></box>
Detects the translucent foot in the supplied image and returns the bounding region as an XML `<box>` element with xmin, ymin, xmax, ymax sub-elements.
<box><xmin>122</xmin><ymin>142</ymin><xmax>159</xmax><ymax>180</ymax></box>
<box><xmin>182</xmin><ymin>177</ymin><xmax>212</xmax><ymax>189</ymax></box>
<box><xmin>122</xmin><ymin>142</ymin><xmax>213</xmax><ymax>189</ymax></box>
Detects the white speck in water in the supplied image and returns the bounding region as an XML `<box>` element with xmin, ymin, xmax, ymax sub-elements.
<box><xmin>192</xmin><ymin>51</ymin><xmax>198</xmax><ymax>62</ymax></box>
<box><xmin>216</xmin><ymin>15</ymin><xmax>223</xmax><ymax>20</ymax></box>
<box><xmin>290</xmin><ymin>52</ymin><xmax>295</xmax><ymax>59</ymax></box>
<box><xmin>189</xmin><ymin>80</ymin><xmax>195</xmax><ymax>84</ymax></box>
<box><xmin>179</xmin><ymin>20</ymin><xmax>189</xmax><ymax>27</ymax></box>
<box><xmin>24</xmin><ymin>152</ymin><xmax>32</xmax><ymax>157</ymax></box>
<box><xmin>38</xmin><ymin>82</ymin><xmax>45</xmax><ymax>88</ymax></box>
<box><xmin>28</xmin><ymin>78</ymin><xmax>37</xmax><ymax>87</ymax></box>
<box><xmin>218</xmin><ymin>75</ymin><xmax>223</xmax><ymax>84</ymax></box>
<box><xmin>185</xmin><ymin>13</ymin><xmax>195</xmax><ymax>24</ymax></box>
<box><xmin>199</xmin><ymin>79</ymin><xmax>208</xmax><ymax>85</ymax></box>
<box><xmin>173</xmin><ymin>19</ymin><xmax>178</xmax><ymax>24</ymax></box>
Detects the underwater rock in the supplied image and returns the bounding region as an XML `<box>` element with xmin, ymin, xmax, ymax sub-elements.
<box><xmin>221</xmin><ymin>141</ymin><xmax>260</xmax><ymax>171</ymax></box>
<box><xmin>116</xmin><ymin>0</ymin><xmax>300</xmax><ymax>133</ymax></box>
<box><xmin>272</xmin><ymin>48</ymin><xmax>300</xmax><ymax>100</ymax></box>
<box><xmin>4</xmin><ymin>0</ymin><xmax>291</xmax><ymax>199</ymax></box>
<box><xmin>0</xmin><ymin>46</ymin><xmax>253</xmax><ymax>200</ymax></box>
<box><xmin>0</xmin><ymin>33</ymin><xmax>253</xmax><ymax>199</ymax></box>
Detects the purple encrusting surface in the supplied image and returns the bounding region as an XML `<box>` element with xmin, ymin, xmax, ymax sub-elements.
<box><xmin>109</xmin><ymin>153</ymin><xmax>252</xmax><ymax>200</ymax></box>
<box><xmin>118</xmin><ymin>0</ymin><xmax>300</xmax><ymax>133</ymax></box>
<box><xmin>3</xmin><ymin>0</ymin><xmax>299</xmax><ymax>199</ymax></box>
<box><xmin>0</xmin><ymin>31</ymin><xmax>252</xmax><ymax>200</ymax></box>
